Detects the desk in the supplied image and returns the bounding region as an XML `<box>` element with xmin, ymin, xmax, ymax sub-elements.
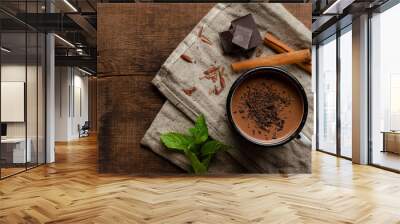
<box><xmin>1</xmin><ymin>138</ymin><xmax>31</xmax><ymax>163</ymax></box>
<box><xmin>382</xmin><ymin>131</ymin><xmax>400</xmax><ymax>154</ymax></box>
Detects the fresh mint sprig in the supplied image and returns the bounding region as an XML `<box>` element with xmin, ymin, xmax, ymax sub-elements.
<box><xmin>160</xmin><ymin>115</ymin><xmax>229</xmax><ymax>174</ymax></box>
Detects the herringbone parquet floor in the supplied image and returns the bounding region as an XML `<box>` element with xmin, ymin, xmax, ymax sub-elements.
<box><xmin>1</xmin><ymin>135</ymin><xmax>400</xmax><ymax>224</ymax></box>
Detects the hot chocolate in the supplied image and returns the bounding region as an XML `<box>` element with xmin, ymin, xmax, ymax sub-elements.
<box><xmin>230</xmin><ymin>75</ymin><xmax>304</xmax><ymax>144</ymax></box>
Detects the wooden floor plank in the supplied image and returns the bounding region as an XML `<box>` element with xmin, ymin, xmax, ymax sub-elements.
<box><xmin>0</xmin><ymin>135</ymin><xmax>400</xmax><ymax>223</ymax></box>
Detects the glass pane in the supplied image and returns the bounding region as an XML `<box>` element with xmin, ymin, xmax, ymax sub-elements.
<box><xmin>1</xmin><ymin>31</ymin><xmax>27</xmax><ymax>177</ymax></box>
<box><xmin>317</xmin><ymin>36</ymin><xmax>337</xmax><ymax>154</ymax></box>
<box><xmin>27</xmin><ymin>31</ymin><xmax>38</xmax><ymax>169</ymax></box>
<box><xmin>340</xmin><ymin>28</ymin><xmax>352</xmax><ymax>158</ymax></box>
<box><xmin>371</xmin><ymin>4</ymin><xmax>400</xmax><ymax>171</ymax></box>
<box><xmin>26</xmin><ymin>0</ymin><xmax>38</xmax><ymax>169</ymax></box>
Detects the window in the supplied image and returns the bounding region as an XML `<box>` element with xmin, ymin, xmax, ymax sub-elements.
<box><xmin>370</xmin><ymin>3</ymin><xmax>400</xmax><ymax>171</ymax></box>
<box><xmin>316</xmin><ymin>25</ymin><xmax>353</xmax><ymax>159</ymax></box>
<box><xmin>317</xmin><ymin>35</ymin><xmax>337</xmax><ymax>154</ymax></box>
<box><xmin>339</xmin><ymin>27</ymin><xmax>352</xmax><ymax>158</ymax></box>
<box><xmin>0</xmin><ymin>1</ymin><xmax>47</xmax><ymax>179</ymax></box>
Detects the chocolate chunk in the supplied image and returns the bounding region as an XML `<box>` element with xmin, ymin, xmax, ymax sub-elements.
<box><xmin>231</xmin><ymin>14</ymin><xmax>258</xmax><ymax>30</ymax></box>
<box><xmin>231</xmin><ymin>14</ymin><xmax>262</xmax><ymax>49</ymax></box>
<box><xmin>219</xmin><ymin>14</ymin><xmax>263</xmax><ymax>56</ymax></box>
<box><xmin>232</xmin><ymin>24</ymin><xmax>253</xmax><ymax>49</ymax></box>
<box><xmin>219</xmin><ymin>30</ymin><xmax>242</xmax><ymax>54</ymax></box>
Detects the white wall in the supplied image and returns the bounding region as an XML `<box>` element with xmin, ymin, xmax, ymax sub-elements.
<box><xmin>55</xmin><ymin>66</ymin><xmax>70</xmax><ymax>141</ymax></box>
<box><xmin>55</xmin><ymin>67</ymin><xmax>89</xmax><ymax>141</ymax></box>
<box><xmin>72</xmin><ymin>73</ymin><xmax>89</xmax><ymax>138</ymax></box>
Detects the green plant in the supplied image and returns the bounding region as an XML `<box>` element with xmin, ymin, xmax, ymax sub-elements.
<box><xmin>160</xmin><ymin>115</ymin><xmax>229</xmax><ymax>174</ymax></box>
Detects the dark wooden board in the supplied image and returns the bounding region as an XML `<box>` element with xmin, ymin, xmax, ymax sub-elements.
<box><xmin>97</xmin><ymin>4</ymin><xmax>214</xmax><ymax>173</ymax></box>
<box><xmin>98</xmin><ymin>3</ymin><xmax>216</xmax><ymax>77</ymax></box>
<box><xmin>97</xmin><ymin>3</ymin><xmax>311</xmax><ymax>173</ymax></box>
<box><xmin>97</xmin><ymin>75</ymin><xmax>180</xmax><ymax>173</ymax></box>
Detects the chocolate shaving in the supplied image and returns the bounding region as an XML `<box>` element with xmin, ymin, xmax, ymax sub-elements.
<box><xmin>200</xmin><ymin>65</ymin><xmax>227</xmax><ymax>96</ymax></box>
<box><xmin>204</xmin><ymin>66</ymin><xmax>218</xmax><ymax>75</ymax></box>
<box><xmin>200</xmin><ymin>35</ymin><xmax>213</xmax><ymax>45</ymax></box>
<box><xmin>214</xmin><ymin>71</ymin><xmax>226</xmax><ymax>95</ymax></box>
<box><xmin>180</xmin><ymin>54</ymin><xmax>193</xmax><ymax>63</ymax></box>
<box><xmin>239</xmin><ymin>84</ymin><xmax>291</xmax><ymax>132</ymax></box>
<box><xmin>214</xmin><ymin>85</ymin><xmax>222</xmax><ymax>95</ymax></box>
<box><xmin>182</xmin><ymin>86</ymin><xmax>197</xmax><ymax>96</ymax></box>
<box><xmin>219</xmin><ymin>73</ymin><xmax>226</xmax><ymax>89</ymax></box>
<box><xmin>200</xmin><ymin>66</ymin><xmax>218</xmax><ymax>82</ymax></box>
<box><xmin>200</xmin><ymin>75</ymin><xmax>217</xmax><ymax>83</ymax></box>
<box><xmin>215</xmin><ymin>87</ymin><xmax>223</xmax><ymax>95</ymax></box>
<box><xmin>198</xmin><ymin>26</ymin><xmax>204</xmax><ymax>37</ymax></box>
<box><xmin>219</xmin><ymin>66</ymin><xmax>225</xmax><ymax>76</ymax></box>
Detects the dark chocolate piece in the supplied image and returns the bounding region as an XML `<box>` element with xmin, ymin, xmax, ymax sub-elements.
<box><xmin>219</xmin><ymin>30</ymin><xmax>242</xmax><ymax>54</ymax></box>
<box><xmin>231</xmin><ymin>14</ymin><xmax>258</xmax><ymax>30</ymax></box>
<box><xmin>219</xmin><ymin>14</ymin><xmax>263</xmax><ymax>56</ymax></box>
<box><xmin>231</xmin><ymin>14</ymin><xmax>262</xmax><ymax>50</ymax></box>
<box><xmin>219</xmin><ymin>30</ymin><xmax>235</xmax><ymax>53</ymax></box>
<box><xmin>232</xmin><ymin>24</ymin><xmax>253</xmax><ymax>49</ymax></box>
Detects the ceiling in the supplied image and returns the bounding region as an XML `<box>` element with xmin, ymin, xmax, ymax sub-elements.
<box><xmin>0</xmin><ymin>0</ymin><xmax>97</xmax><ymax>14</ymax></box>
<box><xmin>312</xmin><ymin>0</ymin><xmax>390</xmax><ymax>43</ymax></box>
<box><xmin>1</xmin><ymin>0</ymin><xmax>97</xmax><ymax>73</ymax></box>
<box><xmin>1</xmin><ymin>0</ymin><xmax>206</xmax><ymax>74</ymax></box>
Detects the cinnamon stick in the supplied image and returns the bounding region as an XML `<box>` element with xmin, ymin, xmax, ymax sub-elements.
<box><xmin>264</xmin><ymin>32</ymin><xmax>311</xmax><ymax>74</ymax></box>
<box><xmin>231</xmin><ymin>49</ymin><xmax>311</xmax><ymax>72</ymax></box>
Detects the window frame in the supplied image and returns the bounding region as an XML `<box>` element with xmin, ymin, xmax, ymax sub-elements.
<box><xmin>315</xmin><ymin>24</ymin><xmax>353</xmax><ymax>160</ymax></box>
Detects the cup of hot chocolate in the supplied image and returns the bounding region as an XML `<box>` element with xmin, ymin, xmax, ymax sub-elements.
<box><xmin>226</xmin><ymin>67</ymin><xmax>308</xmax><ymax>147</ymax></box>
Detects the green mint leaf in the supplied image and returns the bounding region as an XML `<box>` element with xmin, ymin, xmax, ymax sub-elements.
<box><xmin>160</xmin><ymin>132</ymin><xmax>193</xmax><ymax>151</ymax></box>
<box><xmin>201</xmin><ymin>140</ymin><xmax>229</xmax><ymax>157</ymax></box>
<box><xmin>185</xmin><ymin>149</ymin><xmax>207</xmax><ymax>174</ymax></box>
<box><xmin>188</xmin><ymin>115</ymin><xmax>208</xmax><ymax>144</ymax></box>
<box><xmin>201</xmin><ymin>154</ymin><xmax>212</xmax><ymax>168</ymax></box>
<box><xmin>188</xmin><ymin>143</ymin><xmax>201</xmax><ymax>155</ymax></box>
<box><xmin>160</xmin><ymin>116</ymin><xmax>230</xmax><ymax>175</ymax></box>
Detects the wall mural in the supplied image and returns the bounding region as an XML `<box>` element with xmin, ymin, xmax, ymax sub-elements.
<box><xmin>97</xmin><ymin>3</ymin><xmax>313</xmax><ymax>174</ymax></box>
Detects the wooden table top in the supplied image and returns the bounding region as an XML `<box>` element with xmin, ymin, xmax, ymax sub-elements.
<box><xmin>97</xmin><ymin>3</ymin><xmax>311</xmax><ymax>173</ymax></box>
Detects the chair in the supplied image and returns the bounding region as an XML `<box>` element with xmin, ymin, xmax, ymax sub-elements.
<box><xmin>79</xmin><ymin>121</ymin><xmax>90</xmax><ymax>138</ymax></box>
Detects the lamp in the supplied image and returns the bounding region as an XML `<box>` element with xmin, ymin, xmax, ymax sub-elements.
<box><xmin>322</xmin><ymin>0</ymin><xmax>355</xmax><ymax>15</ymax></box>
<box><xmin>63</xmin><ymin>0</ymin><xmax>78</xmax><ymax>12</ymax></box>
<box><xmin>54</xmin><ymin>34</ymin><xmax>75</xmax><ymax>48</ymax></box>
<box><xmin>1</xmin><ymin>47</ymin><xmax>11</xmax><ymax>53</ymax></box>
<box><xmin>78</xmin><ymin>67</ymin><xmax>93</xmax><ymax>76</ymax></box>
